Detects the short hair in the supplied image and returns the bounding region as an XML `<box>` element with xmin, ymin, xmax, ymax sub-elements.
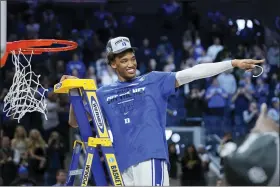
<box><xmin>107</xmin><ymin>48</ymin><xmax>135</xmax><ymax>65</ymax></box>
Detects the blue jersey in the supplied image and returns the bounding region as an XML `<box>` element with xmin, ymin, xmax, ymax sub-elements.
<box><xmin>96</xmin><ymin>71</ymin><xmax>176</xmax><ymax>172</ymax></box>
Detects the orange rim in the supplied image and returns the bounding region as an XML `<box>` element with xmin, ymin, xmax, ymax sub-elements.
<box><xmin>1</xmin><ymin>39</ymin><xmax>78</xmax><ymax>68</ymax></box>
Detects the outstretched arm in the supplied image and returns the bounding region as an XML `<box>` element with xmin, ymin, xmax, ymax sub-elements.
<box><xmin>175</xmin><ymin>59</ymin><xmax>264</xmax><ymax>87</ymax></box>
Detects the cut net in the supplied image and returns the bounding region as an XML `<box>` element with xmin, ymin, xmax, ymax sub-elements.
<box><xmin>3</xmin><ymin>50</ymin><xmax>48</xmax><ymax>123</ymax></box>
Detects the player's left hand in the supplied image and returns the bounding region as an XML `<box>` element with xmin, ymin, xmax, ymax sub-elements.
<box><xmin>232</xmin><ymin>59</ymin><xmax>265</xmax><ymax>71</ymax></box>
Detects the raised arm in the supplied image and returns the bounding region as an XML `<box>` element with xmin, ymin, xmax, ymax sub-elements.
<box><xmin>175</xmin><ymin>59</ymin><xmax>264</xmax><ymax>87</ymax></box>
<box><xmin>58</xmin><ymin>75</ymin><xmax>99</xmax><ymax>128</ymax></box>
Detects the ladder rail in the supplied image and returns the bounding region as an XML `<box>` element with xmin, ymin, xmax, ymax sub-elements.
<box><xmin>54</xmin><ymin>79</ymin><xmax>123</xmax><ymax>186</ymax></box>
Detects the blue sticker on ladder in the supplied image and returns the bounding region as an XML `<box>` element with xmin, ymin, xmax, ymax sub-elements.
<box><xmin>90</xmin><ymin>96</ymin><xmax>105</xmax><ymax>134</ymax></box>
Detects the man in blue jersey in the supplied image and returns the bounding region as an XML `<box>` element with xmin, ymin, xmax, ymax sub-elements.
<box><xmin>61</xmin><ymin>36</ymin><xmax>264</xmax><ymax>186</ymax></box>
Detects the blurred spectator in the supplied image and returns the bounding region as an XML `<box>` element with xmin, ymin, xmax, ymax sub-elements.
<box><xmin>217</xmin><ymin>68</ymin><xmax>236</xmax><ymax>125</ymax></box>
<box><xmin>233</xmin><ymin>45</ymin><xmax>248</xmax><ymax>78</ymax></box>
<box><xmin>101</xmin><ymin>67</ymin><xmax>118</xmax><ymax>86</ymax></box>
<box><xmin>2</xmin><ymin>69</ymin><xmax>14</xmax><ymax>89</ymax></box>
<box><xmin>0</xmin><ymin>136</ymin><xmax>14</xmax><ymax>160</ymax></box>
<box><xmin>53</xmin><ymin>169</ymin><xmax>67</xmax><ymax>186</ymax></box>
<box><xmin>138</xmin><ymin>38</ymin><xmax>154</xmax><ymax>72</ymax></box>
<box><xmin>164</xmin><ymin>55</ymin><xmax>176</xmax><ymax>72</ymax></box>
<box><xmin>231</xmin><ymin>84</ymin><xmax>253</xmax><ymax>136</ymax></box>
<box><xmin>197</xmin><ymin>145</ymin><xmax>210</xmax><ymax>185</ymax></box>
<box><xmin>0</xmin><ymin>89</ymin><xmax>8</xmax><ymax>104</ymax></box>
<box><xmin>180</xmin><ymin>144</ymin><xmax>204</xmax><ymax>186</ymax></box>
<box><xmin>160</xmin><ymin>0</ymin><xmax>181</xmax><ymax>29</ymax></box>
<box><xmin>94</xmin><ymin>4</ymin><xmax>111</xmax><ymax>21</ymax></box>
<box><xmin>205</xmin><ymin>77</ymin><xmax>228</xmax><ymax>135</ymax></box>
<box><xmin>207</xmin><ymin>21</ymin><xmax>223</xmax><ymax>44</ymax></box>
<box><xmin>270</xmin><ymin>73</ymin><xmax>279</xmax><ymax>96</ymax></box>
<box><xmin>185</xmin><ymin>86</ymin><xmax>205</xmax><ymax>118</ymax></box>
<box><xmin>104</xmin><ymin>15</ymin><xmax>118</xmax><ymax>36</ymax></box>
<box><xmin>218</xmin><ymin>132</ymin><xmax>233</xmax><ymax>174</ymax></box>
<box><xmin>42</xmin><ymin>92</ymin><xmax>61</xmax><ymax>140</ymax></box>
<box><xmin>256</xmin><ymin>60</ymin><xmax>271</xmax><ymax>80</ymax></box>
<box><xmin>168</xmin><ymin>143</ymin><xmax>178</xmax><ymax>179</ymax></box>
<box><xmin>215</xmin><ymin>47</ymin><xmax>231</xmax><ymax>63</ymax></box>
<box><xmin>45</xmin><ymin>132</ymin><xmax>65</xmax><ymax>185</ymax></box>
<box><xmin>243</xmin><ymin>101</ymin><xmax>259</xmax><ymax>132</ymax></box>
<box><xmin>180</xmin><ymin>31</ymin><xmax>193</xmax><ymax>61</ymax></box>
<box><xmin>156</xmin><ymin>36</ymin><xmax>174</xmax><ymax>69</ymax></box>
<box><xmin>121</xmin><ymin>7</ymin><xmax>136</xmax><ymax>29</ymax></box>
<box><xmin>251</xmin><ymin>45</ymin><xmax>265</xmax><ymax>60</ymax></box>
<box><xmin>181</xmin><ymin>51</ymin><xmax>196</xmax><ymax>69</ymax></box>
<box><xmin>1</xmin><ymin>116</ymin><xmax>18</xmax><ymax>140</ymax></box>
<box><xmin>9</xmin><ymin>166</ymin><xmax>37</xmax><ymax>186</ymax></box>
<box><xmin>70</xmin><ymin>29</ymin><xmax>85</xmax><ymax>50</ymax></box>
<box><xmin>217</xmin><ymin>69</ymin><xmax>237</xmax><ymax>96</ymax></box>
<box><xmin>255</xmin><ymin>77</ymin><xmax>269</xmax><ymax>105</ymax></box>
<box><xmin>66</xmin><ymin>53</ymin><xmax>86</xmax><ymax>78</ymax></box>
<box><xmin>206</xmin><ymin>37</ymin><xmax>224</xmax><ymax>61</ymax></box>
<box><xmin>267</xmin><ymin>97</ymin><xmax>280</xmax><ymax>123</ymax></box>
<box><xmin>11</xmin><ymin>126</ymin><xmax>29</xmax><ymax>162</ymax></box>
<box><xmin>196</xmin><ymin>50</ymin><xmax>212</xmax><ymax>64</ymax></box>
<box><xmin>54</xmin><ymin>60</ymin><xmax>66</xmax><ymax>82</ymax></box>
<box><xmin>81</xmin><ymin>21</ymin><xmax>94</xmax><ymax>41</ymax></box>
<box><xmin>146</xmin><ymin>58</ymin><xmax>157</xmax><ymax>73</ymax></box>
<box><xmin>26</xmin><ymin>16</ymin><xmax>40</xmax><ymax>39</ymax></box>
<box><xmin>87</xmin><ymin>66</ymin><xmax>97</xmax><ymax>81</ymax></box>
<box><xmin>28</xmin><ymin>129</ymin><xmax>47</xmax><ymax>184</ymax></box>
<box><xmin>275</xmin><ymin>82</ymin><xmax>280</xmax><ymax>97</ymax></box>
<box><xmin>239</xmin><ymin>74</ymin><xmax>255</xmax><ymax>95</ymax></box>
<box><xmin>0</xmin><ymin>136</ymin><xmax>17</xmax><ymax>185</ymax></box>
<box><xmin>95</xmin><ymin>51</ymin><xmax>108</xmax><ymax>78</ymax></box>
<box><xmin>193</xmin><ymin>37</ymin><xmax>205</xmax><ymax>60</ymax></box>
<box><xmin>40</xmin><ymin>10</ymin><xmax>57</xmax><ymax>38</ymax></box>
<box><xmin>91</xmin><ymin>35</ymin><xmax>105</xmax><ymax>61</ymax></box>
<box><xmin>161</xmin><ymin>0</ymin><xmax>181</xmax><ymax>18</ymax></box>
<box><xmin>234</xmin><ymin>44</ymin><xmax>248</xmax><ymax>59</ymax></box>
<box><xmin>139</xmin><ymin>38</ymin><xmax>153</xmax><ymax>59</ymax></box>
<box><xmin>267</xmin><ymin>40</ymin><xmax>280</xmax><ymax>72</ymax></box>
<box><xmin>182</xmin><ymin>30</ymin><xmax>193</xmax><ymax>49</ymax></box>
<box><xmin>18</xmin><ymin>151</ymin><xmax>29</xmax><ymax>169</ymax></box>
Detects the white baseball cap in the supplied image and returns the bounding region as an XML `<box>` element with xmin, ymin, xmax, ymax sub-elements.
<box><xmin>106</xmin><ymin>36</ymin><xmax>137</xmax><ymax>55</ymax></box>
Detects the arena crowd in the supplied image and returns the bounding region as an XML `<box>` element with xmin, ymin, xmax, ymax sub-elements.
<box><xmin>0</xmin><ymin>0</ymin><xmax>279</xmax><ymax>185</ymax></box>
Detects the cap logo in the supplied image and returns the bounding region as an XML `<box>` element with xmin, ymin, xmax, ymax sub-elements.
<box><xmin>114</xmin><ymin>38</ymin><xmax>130</xmax><ymax>45</ymax></box>
<box><xmin>107</xmin><ymin>37</ymin><xmax>133</xmax><ymax>54</ymax></box>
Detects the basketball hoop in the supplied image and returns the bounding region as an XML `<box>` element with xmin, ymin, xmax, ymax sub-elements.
<box><xmin>1</xmin><ymin>39</ymin><xmax>78</xmax><ymax>122</ymax></box>
<box><xmin>1</xmin><ymin>39</ymin><xmax>78</xmax><ymax>67</ymax></box>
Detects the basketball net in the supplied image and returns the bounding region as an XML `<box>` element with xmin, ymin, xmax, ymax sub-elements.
<box><xmin>3</xmin><ymin>50</ymin><xmax>48</xmax><ymax>122</ymax></box>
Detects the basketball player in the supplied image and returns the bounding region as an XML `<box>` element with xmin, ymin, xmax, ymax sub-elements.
<box><xmin>60</xmin><ymin>36</ymin><xmax>264</xmax><ymax>186</ymax></box>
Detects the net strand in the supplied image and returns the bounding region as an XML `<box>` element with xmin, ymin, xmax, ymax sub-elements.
<box><xmin>3</xmin><ymin>49</ymin><xmax>48</xmax><ymax>123</ymax></box>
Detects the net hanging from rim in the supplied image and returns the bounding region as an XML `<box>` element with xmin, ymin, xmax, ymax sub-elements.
<box><xmin>3</xmin><ymin>50</ymin><xmax>48</xmax><ymax>122</ymax></box>
<box><xmin>1</xmin><ymin>39</ymin><xmax>78</xmax><ymax>122</ymax></box>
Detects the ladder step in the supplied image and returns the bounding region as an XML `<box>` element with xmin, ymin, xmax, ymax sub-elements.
<box><xmin>69</xmin><ymin>169</ymin><xmax>83</xmax><ymax>176</ymax></box>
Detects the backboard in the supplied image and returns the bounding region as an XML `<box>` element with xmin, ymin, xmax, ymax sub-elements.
<box><xmin>1</xmin><ymin>1</ymin><xmax>7</xmax><ymax>59</ymax></box>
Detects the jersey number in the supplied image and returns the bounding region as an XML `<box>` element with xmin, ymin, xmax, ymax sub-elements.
<box><xmin>124</xmin><ymin>118</ymin><xmax>130</xmax><ymax>124</ymax></box>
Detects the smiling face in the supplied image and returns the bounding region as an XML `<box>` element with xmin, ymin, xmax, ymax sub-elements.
<box><xmin>109</xmin><ymin>49</ymin><xmax>137</xmax><ymax>81</ymax></box>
